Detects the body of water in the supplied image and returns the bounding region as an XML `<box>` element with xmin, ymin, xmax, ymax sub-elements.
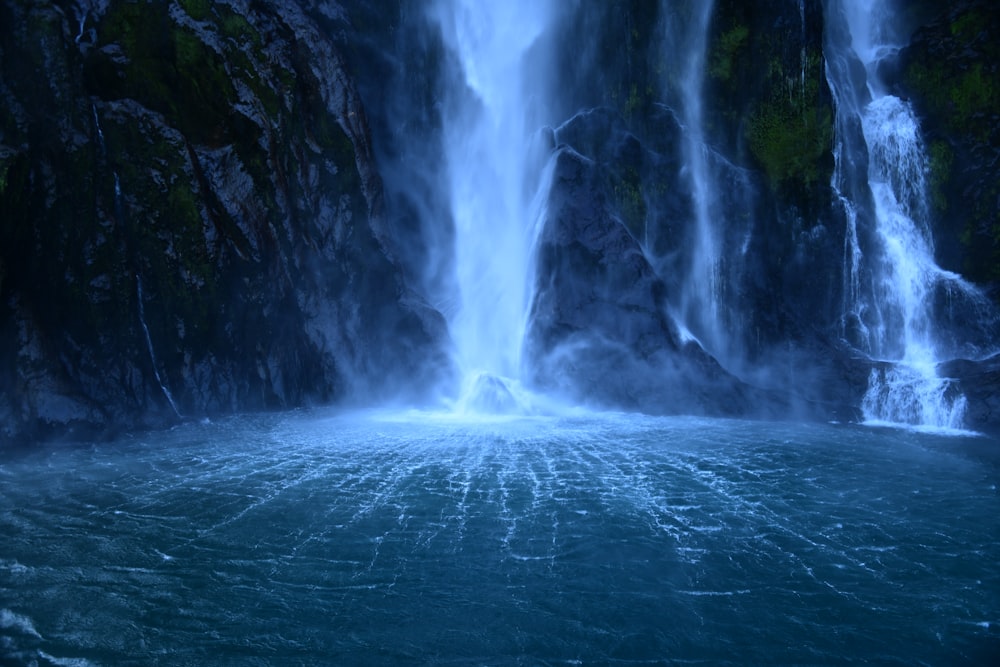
<box><xmin>2</xmin><ymin>412</ymin><xmax>998</xmax><ymax>665</ymax></box>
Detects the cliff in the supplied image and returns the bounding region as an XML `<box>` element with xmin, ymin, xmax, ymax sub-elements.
<box><xmin>0</xmin><ymin>0</ymin><xmax>448</xmax><ymax>444</ymax></box>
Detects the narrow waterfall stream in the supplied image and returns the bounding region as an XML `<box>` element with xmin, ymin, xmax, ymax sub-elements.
<box><xmin>136</xmin><ymin>274</ymin><xmax>182</xmax><ymax>418</ymax></box>
<box><xmin>675</xmin><ymin>0</ymin><xmax>722</xmax><ymax>356</ymax></box>
<box><xmin>94</xmin><ymin>105</ymin><xmax>181</xmax><ymax>419</ymax></box>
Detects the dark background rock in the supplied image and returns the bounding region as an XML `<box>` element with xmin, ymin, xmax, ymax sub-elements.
<box><xmin>895</xmin><ymin>0</ymin><xmax>1000</xmax><ymax>290</ymax></box>
<box><xmin>0</xmin><ymin>0</ymin><xmax>448</xmax><ymax>445</ymax></box>
<box><xmin>940</xmin><ymin>355</ymin><xmax>1000</xmax><ymax>436</ymax></box>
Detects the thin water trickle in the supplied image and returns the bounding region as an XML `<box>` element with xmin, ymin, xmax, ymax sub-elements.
<box><xmin>136</xmin><ymin>276</ymin><xmax>182</xmax><ymax>418</ymax></box>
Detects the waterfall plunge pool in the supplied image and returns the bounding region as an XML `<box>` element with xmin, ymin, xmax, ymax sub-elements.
<box><xmin>2</xmin><ymin>411</ymin><xmax>998</xmax><ymax>665</ymax></box>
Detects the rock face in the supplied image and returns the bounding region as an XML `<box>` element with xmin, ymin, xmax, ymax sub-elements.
<box><xmin>525</xmin><ymin>141</ymin><xmax>753</xmax><ymax>416</ymax></box>
<box><xmin>0</xmin><ymin>0</ymin><xmax>448</xmax><ymax>444</ymax></box>
<box><xmin>896</xmin><ymin>0</ymin><xmax>1000</xmax><ymax>288</ymax></box>
<box><xmin>940</xmin><ymin>356</ymin><xmax>1000</xmax><ymax>435</ymax></box>
<box><xmin>523</xmin><ymin>108</ymin><xmax>863</xmax><ymax>421</ymax></box>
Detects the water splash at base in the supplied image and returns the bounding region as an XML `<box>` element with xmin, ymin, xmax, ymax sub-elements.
<box><xmin>449</xmin><ymin>372</ymin><xmax>575</xmax><ymax>418</ymax></box>
<box><xmin>861</xmin><ymin>365</ymin><xmax>967</xmax><ymax>432</ymax></box>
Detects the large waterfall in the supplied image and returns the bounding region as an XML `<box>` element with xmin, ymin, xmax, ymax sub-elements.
<box><xmin>417</xmin><ymin>0</ymin><xmax>996</xmax><ymax>425</ymax></box>
<box><xmin>432</xmin><ymin>0</ymin><xmax>557</xmax><ymax>412</ymax></box>
<box><xmin>826</xmin><ymin>0</ymin><xmax>994</xmax><ymax>430</ymax></box>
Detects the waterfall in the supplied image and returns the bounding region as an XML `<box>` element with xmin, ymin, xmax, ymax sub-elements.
<box><xmin>671</xmin><ymin>0</ymin><xmax>724</xmax><ymax>358</ymax></box>
<box><xmin>92</xmin><ymin>104</ymin><xmax>105</xmax><ymax>155</ymax></box>
<box><xmin>74</xmin><ymin>9</ymin><xmax>87</xmax><ymax>44</ymax></box>
<box><xmin>432</xmin><ymin>0</ymin><xmax>556</xmax><ymax>412</ymax></box>
<box><xmin>825</xmin><ymin>0</ymin><xmax>989</xmax><ymax>430</ymax></box>
<box><xmin>73</xmin><ymin>0</ymin><xmax>106</xmax><ymax>45</ymax></box>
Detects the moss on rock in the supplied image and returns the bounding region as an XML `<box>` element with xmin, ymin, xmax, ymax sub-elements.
<box><xmin>88</xmin><ymin>2</ymin><xmax>236</xmax><ymax>145</ymax></box>
<box><xmin>705</xmin><ymin>2</ymin><xmax>834</xmax><ymax>202</ymax></box>
<box><xmin>709</xmin><ymin>23</ymin><xmax>748</xmax><ymax>82</ymax></box>
<box><xmin>746</xmin><ymin>59</ymin><xmax>834</xmax><ymax>189</ymax></box>
<box><xmin>899</xmin><ymin>0</ymin><xmax>1000</xmax><ymax>285</ymax></box>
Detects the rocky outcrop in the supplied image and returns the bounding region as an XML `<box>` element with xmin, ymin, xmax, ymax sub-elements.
<box><xmin>0</xmin><ymin>0</ymin><xmax>448</xmax><ymax>444</ymax></box>
<box><xmin>896</xmin><ymin>0</ymin><xmax>1000</xmax><ymax>290</ymax></box>
<box><xmin>526</xmin><ymin>144</ymin><xmax>737</xmax><ymax>415</ymax></box>
<box><xmin>940</xmin><ymin>355</ymin><xmax>1000</xmax><ymax>436</ymax></box>
<box><xmin>524</xmin><ymin>108</ymin><xmax>813</xmax><ymax>419</ymax></box>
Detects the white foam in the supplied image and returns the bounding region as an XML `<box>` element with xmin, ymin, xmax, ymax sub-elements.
<box><xmin>0</xmin><ymin>559</ymin><xmax>30</xmax><ymax>575</ymax></box>
<box><xmin>861</xmin><ymin>418</ymin><xmax>982</xmax><ymax>438</ymax></box>
<box><xmin>38</xmin><ymin>651</ymin><xmax>97</xmax><ymax>666</ymax></box>
<box><xmin>0</xmin><ymin>608</ymin><xmax>42</xmax><ymax>638</ymax></box>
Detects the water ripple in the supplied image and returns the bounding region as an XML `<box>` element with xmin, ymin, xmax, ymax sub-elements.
<box><xmin>1</xmin><ymin>411</ymin><xmax>998</xmax><ymax>664</ymax></box>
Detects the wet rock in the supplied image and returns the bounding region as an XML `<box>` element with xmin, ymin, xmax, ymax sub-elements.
<box><xmin>940</xmin><ymin>355</ymin><xmax>1000</xmax><ymax>435</ymax></box>
<box><xmin>526</xmin><ymin>145</ymin><xmax>763</xmax><ymax>417</ymax></box>
<box><xmin>0</xmin><ymin>0</ymin><xmax>448</xmax><ymax>446</ymax></box>
<box><xmin>896</xmin><ymin>0</ymin><xmax>1000</xmax><ymax>288</ymax></box>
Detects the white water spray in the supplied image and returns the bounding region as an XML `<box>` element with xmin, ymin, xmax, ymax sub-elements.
<box><xmin>433</xmin><ymin>0</ymin><xmax>556</xmax><ymax>411</ymax></box>
<box><xmin>829</xmin><ymin>0</ymin><xmax>987</xmax><ymax>430</ymax></box>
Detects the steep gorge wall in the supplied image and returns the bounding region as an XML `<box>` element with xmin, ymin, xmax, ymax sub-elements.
<box><xmin>0</xmin><ymin>0</ymin><xmax>448</xmax><ymax>444</ymax></box>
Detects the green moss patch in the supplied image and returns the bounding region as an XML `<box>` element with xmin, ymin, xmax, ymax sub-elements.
<box><xmin>88</xmin><ymin>2</ymin><xmax>236</xmax><ymax>145</ymax></box>
<box><xmin>610</xmin><ymin>165</ymin><xmax>647</xmax><ymax>239</ymax></box>
<box><xmin>709</xmin><ymin>23</ymin><xmax>748</xmax><ymax>82</ymax></box>
<box><xmin>746</xmin><ymin>51</ymin><xmax>833</xmax><ymax>190</ymax></box>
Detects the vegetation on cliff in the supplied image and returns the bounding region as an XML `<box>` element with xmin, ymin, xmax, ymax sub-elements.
<box><xmin>898</xmin><ymin>0</ymin><xmax>1000</xmax><ymax>286</ymax></box>
<box><xmin>0</xmin><ymin>0</ymin><xmax>996</xmax><ymax>442</ymax></box>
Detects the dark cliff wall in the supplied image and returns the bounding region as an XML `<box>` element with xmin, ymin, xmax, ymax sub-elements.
<box><xmin>0</xmin><ymin>0</ymin><xmax>448</xmax><ymax>444</ymax></box>
<box><xmin>895</xmin><ymin>0</ymin><xmax>1000</xmax><ymax>290</ymax></box>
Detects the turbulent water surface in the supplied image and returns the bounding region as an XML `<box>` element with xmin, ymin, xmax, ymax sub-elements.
<box><xmin>2</xmin><ymin>411</ymin><xmax>999</xmax><ymax>665</ymax></box>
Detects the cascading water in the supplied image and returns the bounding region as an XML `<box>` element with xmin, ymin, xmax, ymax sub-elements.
<box><xmin>826</xmin><ymin>0</ymin><xmax>990</xmax><ymax>430</ymax></box>
<box><xmin>73</xmin><ymin>0</ymin><xmax>107</xmax><ymax>44</ymax></box>
<box><xmin>432</xmin><ymin>0</ymin><xmax>556</xmax><ymax>412</ymax></box>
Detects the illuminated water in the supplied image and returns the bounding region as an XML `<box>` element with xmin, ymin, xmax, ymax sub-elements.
<box><xmin>1</xmin><ymin>412</ymin><xmax>998</xmax><ymax>665</ymax></box>
<box><xmin>433</xmin><ymin>0</ymin><xmax>556</xmax><ymax>386</ymax></box>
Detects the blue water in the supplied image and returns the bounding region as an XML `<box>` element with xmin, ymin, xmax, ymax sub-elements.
<box><xmin>1</xmin><ymin>411</ymin><xmax>998</xmax><ymax>665</ymax></box>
